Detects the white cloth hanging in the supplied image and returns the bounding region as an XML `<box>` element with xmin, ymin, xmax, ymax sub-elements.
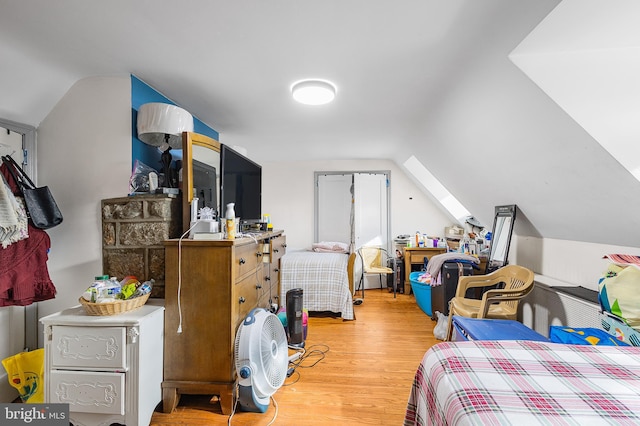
<box><xmin>0</xmin><ymin>172</ymin><xmax>29</xmax><ymax>248</ymax></box>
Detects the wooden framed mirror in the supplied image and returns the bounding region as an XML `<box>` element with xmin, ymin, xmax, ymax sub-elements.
<box><xmin>181</xmin><ymin>132</ymin><xmax>221</xmax><ymax>232</ymax></box>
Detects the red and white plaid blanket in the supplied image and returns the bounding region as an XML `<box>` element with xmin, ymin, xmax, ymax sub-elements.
<box><xmin>405</xmin><ymin>340</ymin><xmax>640</xmax><ymax>425</ymax></box>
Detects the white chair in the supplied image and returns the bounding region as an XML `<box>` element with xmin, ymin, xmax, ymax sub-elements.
<box><xmin>445</xmin><ymin>264</ymin><xmax>535</xmax><ymax>341</ymax></box>
<box><xmin>356</xmin><ymin>246</ymin><xmax>396</xmax><ymax>299</ymax></box>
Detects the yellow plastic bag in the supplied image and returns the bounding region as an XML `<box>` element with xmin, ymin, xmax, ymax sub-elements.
<box><xmin>1</xmin><ymin>348</ymin><xmax>44</xmax><ymax>403</ymax></box>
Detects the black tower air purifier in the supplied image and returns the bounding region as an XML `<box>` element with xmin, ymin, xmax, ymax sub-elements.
<box><xmin>286</xmin><ymin>288</ymin><xmax>304</xmax><ymax>347</ymax></box>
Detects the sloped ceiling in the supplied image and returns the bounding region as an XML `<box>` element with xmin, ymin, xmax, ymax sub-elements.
<box><xmin>0</xmin><ymin>0</ymin><xmax>638</xmax><ymax>248</ymax></box>
<box><xmin>504</xmin><ymin>0</ymin><xmax>640</xmax><ymax>247</ymax></box>
<box><xmin>510</xmin><ymin>0</ymin><xmax>640</xmax><ymax>181</ymax></box>
<box><xmin>402</xmin><ymin>0</ymin><xmax>640</xmax><ymax>247</ymax></box>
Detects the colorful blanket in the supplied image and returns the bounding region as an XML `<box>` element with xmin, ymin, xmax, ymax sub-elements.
<box><xmin>599</xmin><ymin>255</ymin><xmax>640</xmax><ymax>330</ymax></box>
<box><xmin>405</xmin><ymin>340</ymin><xmax>640</xmax><ymax>425</ymax></box>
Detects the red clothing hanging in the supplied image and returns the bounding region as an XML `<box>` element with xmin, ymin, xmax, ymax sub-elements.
<box><xmin>0</xmin><ymin>163</ymin><xmax>56</xmax><ymax>306</ymax></box>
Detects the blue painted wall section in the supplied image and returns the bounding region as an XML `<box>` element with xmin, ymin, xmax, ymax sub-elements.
<box><xmin>130</xmin><ymin>75</ymin><xmax>220</xmax><ymax>174</ymax></box>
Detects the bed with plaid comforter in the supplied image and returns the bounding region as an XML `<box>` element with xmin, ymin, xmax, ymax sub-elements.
<box><xmin>280</xmin><ymin>251</ymin><xmax>353</xmax><ymax>320</ymax></box>
<box><xmin>404</xmin><ymin>340</ymin><xmax>640</xmax><ymax>425</ymax></box>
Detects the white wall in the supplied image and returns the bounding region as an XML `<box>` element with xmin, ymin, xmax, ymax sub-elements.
<box><xmin>261</xmin><ymin>158</ymin><xmax>453</xmax><ymax>251</ymax></box>
<box><xmin>35</xmin><ymin>76</ymin><xmax>131</xmax><ymax>342</ymax></box>
<box><xmin>512</xmin><ymin>235</ymin><xmax>640</xmax><ymax>292</ymax></box>
<box><xmin>0</xmin><ymin>307</ymin><xmax>24</xmax><ymax>402</ymax></box>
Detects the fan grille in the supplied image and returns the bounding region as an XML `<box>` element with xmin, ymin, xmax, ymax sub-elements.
<box><xmin>261</xmin><ymin>314</ymin><xmax>288</xmax><ymax>388</ymax></box>
<box><xmin>235</xmin><ymin>308</ymin><xmax>288</xmax><ymax>398</ymax></box>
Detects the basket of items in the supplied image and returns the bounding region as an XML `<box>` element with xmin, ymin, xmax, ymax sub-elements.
<box><xmin>79</xmin><ymin>275</ymin><xmax>153</xmax><ymax>316</ymax></box>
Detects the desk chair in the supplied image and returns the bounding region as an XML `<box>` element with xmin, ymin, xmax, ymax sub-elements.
<box><xmin>445</xmin><ymin>264</ymin><xmax>534</xmax><ymax>341</ymax></box>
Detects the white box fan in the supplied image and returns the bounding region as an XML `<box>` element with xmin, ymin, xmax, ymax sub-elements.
<box><xmin>234</xmin><ymin>308</ymin><xmax>289</xmax><ymax>413</ymax></box>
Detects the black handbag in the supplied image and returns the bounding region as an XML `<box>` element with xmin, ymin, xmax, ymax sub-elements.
<box><xmin>2</xmin><ymin>155</ymin><xmax>63</xmax><ymax>230</ymax></box>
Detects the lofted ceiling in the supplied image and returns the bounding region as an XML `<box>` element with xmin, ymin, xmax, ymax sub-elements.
<box><xmin>1</xmin><ymin>0</ymin><xmax>639</xmax><ymax>248</ymax></box>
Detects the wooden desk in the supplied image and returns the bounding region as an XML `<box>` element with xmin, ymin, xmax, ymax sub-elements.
<box><xmin>403</xmin><ymin>247</ymin><xmax>447</xmax><ymax>292</ymax></box>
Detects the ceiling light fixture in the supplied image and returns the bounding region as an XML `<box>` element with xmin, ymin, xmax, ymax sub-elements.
<box><xmin>291</xmin><ymin>79</ymin><xmax>337</xmax><ymax>105</ymax></box>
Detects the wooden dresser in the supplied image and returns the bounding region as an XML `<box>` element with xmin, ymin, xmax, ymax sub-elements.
<box><xmin>162</xmin><ymin>230</ymin><xmax>286</xmax><ymax>415</ymax></box>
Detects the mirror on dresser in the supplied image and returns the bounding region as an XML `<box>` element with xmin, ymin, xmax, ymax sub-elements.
<box><xmin>181</xmin><ymin>132</ymin><xmax>221</xmax><ymax>232</ymax></box>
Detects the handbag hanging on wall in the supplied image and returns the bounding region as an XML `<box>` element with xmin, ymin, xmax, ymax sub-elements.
<box><xmin>1</xmin><ymin>155</ymin><xmax>63</xmax><ymax>230</ymax></box>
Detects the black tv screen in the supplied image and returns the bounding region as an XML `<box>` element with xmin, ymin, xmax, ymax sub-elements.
<box><xmin>221</xmin><ymin>145</ymin><xmax>262</xmax><ymax>223</ymax></box>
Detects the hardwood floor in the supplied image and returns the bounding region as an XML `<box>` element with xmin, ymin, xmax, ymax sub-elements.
<box><xmin>150</xmin><ymin>288</ymin><xmax>439</xmax><ymax>425</ymax></box>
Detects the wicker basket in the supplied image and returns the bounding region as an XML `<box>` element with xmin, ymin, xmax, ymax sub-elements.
<box><xmin>78</xmin><ymin>293</ymin><xmax>150</xmax><ymax>316</ymax></box>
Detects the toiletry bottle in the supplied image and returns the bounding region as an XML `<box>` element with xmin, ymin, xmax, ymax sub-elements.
<box><xmin>191</xmin><ymin>197</ymin><xmax>199</xmax><ymax>223</ymax></box>
<box><xmin>226</xmin><ymin>203</ymin><xmax>236</xmax><ymax>240</ymax></box>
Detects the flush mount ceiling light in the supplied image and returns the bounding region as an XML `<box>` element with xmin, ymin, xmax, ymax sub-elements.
<box><xmin>291</xmin><ymin>79</ymin><xmax>337</xmax><ymax>105</ymax></box>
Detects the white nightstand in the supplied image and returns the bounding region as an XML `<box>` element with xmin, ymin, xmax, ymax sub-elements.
<box><xmin>40</xmin><ymin>299</ymin><xmax>164</xmax><ymax>426</ymax></box>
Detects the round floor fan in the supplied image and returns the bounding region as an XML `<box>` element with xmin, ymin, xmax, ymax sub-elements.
<box><xmin>234</xmin><ymin>308</ymin><xmax>289</xmax><ymax>413</ymax></box>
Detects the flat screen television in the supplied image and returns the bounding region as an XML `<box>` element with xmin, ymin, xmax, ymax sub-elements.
<box><xmin>220</xmin><ymin>145</ymin><xmax>262</xmax><ymax>223</ymax></box>
<box><xmin>191</xmin><ymin>159</ymin><xmax>217</xmax><ymax>214</ymax></box>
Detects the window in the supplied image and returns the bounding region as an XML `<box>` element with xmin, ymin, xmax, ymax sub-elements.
<box><xmin>403</xmin><ymin>155</ymin><xmax>469</xmax><ymax>223</ymax></box>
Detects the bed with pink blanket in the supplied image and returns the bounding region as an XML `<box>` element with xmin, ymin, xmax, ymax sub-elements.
<box><xmin>404</xmin><ymin>340</ymin><xmax>640</xmax><ymax>425</ymax></box>
<box><xmin>279</xmin><ymin>246</ymin><xmax>354</xmax><ymax>320</ymax></box>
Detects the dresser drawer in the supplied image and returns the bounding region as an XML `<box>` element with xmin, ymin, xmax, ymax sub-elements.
<box><xmin>49</xmin><ymin>369</ymin><xmax>125</xmax><ymax>415</ymax></box>
<box><xmin>235</xmin><ymin>243</ymin><xmax>261</xmax><ymax>278</ymax></box>
<box><xmin>51</xmin><ymin>325</ymin><xmax>126</xmax><ymax>370</ymax></box>
<box><xmin>408</xmin><ymin>250</ymin><xmax>445</xmax><ymax>263</ymax></box>
<box><xmin>235</xmin><ymin>273</ymin><xmax>259</xmax><ymax>324</ymax></box>
<box><xmin>271</xmin><ymin>235</ymin><xmax>286</xmax><ymax>261</ymax></box>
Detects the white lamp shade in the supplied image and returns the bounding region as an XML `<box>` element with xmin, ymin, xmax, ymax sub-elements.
<box><xmin>137</xmin><ymin>103</ymin><xmax>194</xmax><ymax>149</ymax></box>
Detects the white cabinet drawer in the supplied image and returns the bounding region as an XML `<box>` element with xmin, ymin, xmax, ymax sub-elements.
<box><xmin>49</xmin><ymin>369</ymin><xmax>125</xmax><ymax>415</ymax></box>
<box><xmin>51</xmin><ymin>325</ymin><xmax>127</xmax><ymax>370</ymax></box>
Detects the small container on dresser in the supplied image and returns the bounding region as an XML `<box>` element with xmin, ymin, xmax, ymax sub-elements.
<box><xmin>40</xmin><ymin>300</ymin><xmax>164</xmax><ymax>426</ymax></box>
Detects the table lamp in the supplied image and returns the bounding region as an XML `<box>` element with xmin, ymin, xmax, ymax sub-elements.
<box><xmin>136</xmin><ymin>102</ymin><xmax>194</xmax><ymax>188</ymax></box>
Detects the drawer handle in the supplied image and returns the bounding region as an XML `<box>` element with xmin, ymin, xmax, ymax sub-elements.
<box><xmin>257</xmin><ymin>252</ymin><xmax>263</xmax><ymax>257</ymax></box>
<box><xmin>265</xmin><ymin>276</ymin><xmax>271</xmax><ymax>281</ymax></box>
<box><xmin>239</xmin><ymin>297</ymin><xmax>246</xmax><ymax>304</ymax></box>
<box><xmin>274</xmin><ymin>268</ymin><xmax>279</xmax><ymax>272</ymax></box>
<box><xmin>282</xmin><ymin>243</ymin><xmax>287</xmax><ymax>248</ymax></box>
<box><xmin>239</xmin><ymin>258</ymin><xmax>246</xmax><ymax>265</ymax></box>
<box><xmin>274</xmin><ymin>248</ymin><xmax>279</xmax><ymax>253</ymax></box>
<box><xmin>256</xmin><ymin>284</ymin><xmax>262</xmax><ymax>289</ymax></box>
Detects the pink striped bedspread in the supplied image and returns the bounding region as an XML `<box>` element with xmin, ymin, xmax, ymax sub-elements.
<box><xmin>280</xmin><ymin>251</ymin><xmax>353</xmax><ymax>320</ymax></box>
<box><xmin>405</xmin><ymin>340</ymin><xmax>640</xmax><ymax>425</ymax></box>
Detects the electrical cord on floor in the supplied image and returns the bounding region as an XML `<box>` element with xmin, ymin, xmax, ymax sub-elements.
<box><xmin>266</xmin><ymin>396</ymin><xmax>279</xmax><ymax>426</ymax></box>
<box><xmin>227</xmin><ymin>382</ymin><xmax>239</xmax><ymax>426</ymax></box>
<box><xmin>227</xmin><ymin>382</ymin><xmax>279</xmax><ymax>425</ymax></box>
<box><xmin>284</xmin><ymin>344</ymin><xmax>330</xmax><ymax>385</ymax></box>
